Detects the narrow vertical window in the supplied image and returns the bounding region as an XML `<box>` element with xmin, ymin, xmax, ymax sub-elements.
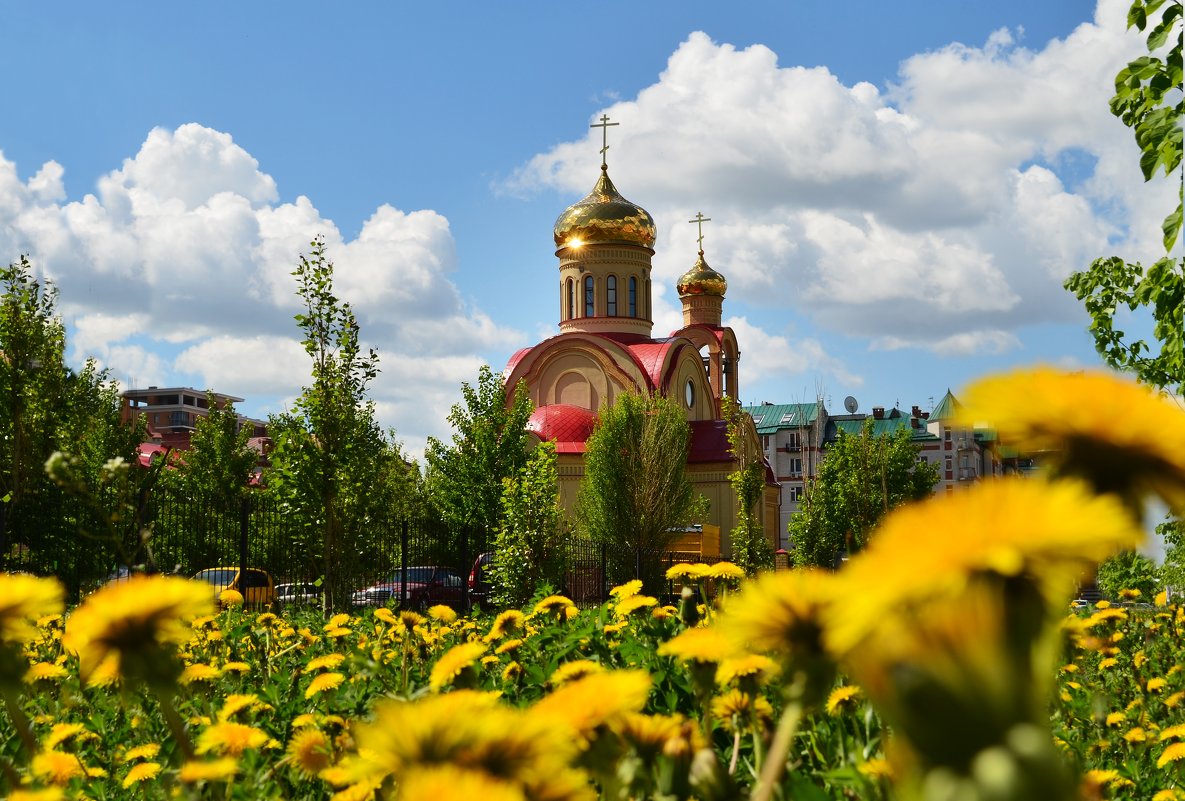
<box><xmin>584</xmin><ymin>275</ymin><xmax>594</xmax><ymax>317</ymax></box>
<box><xmin>606</xmin><ymin>276</ymin><xmax>617</xmax><ymax>316</ymax></box>
<box><xmin>565</xmin><ymin>278</ymin><xmax>573</xmax><ymax>320</ymax></box>
<box><xmin>629</xmin><ymin>277</ymin><xmax>637</xmax><ymax>316</ymax></box>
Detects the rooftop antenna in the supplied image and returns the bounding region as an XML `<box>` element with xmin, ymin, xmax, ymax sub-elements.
<box><xmin>844</xmin><ymin>396</ymin><xmax>858</xmax><ymax>414</ymax></box>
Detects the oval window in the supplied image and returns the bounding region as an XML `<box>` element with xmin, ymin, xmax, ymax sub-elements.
<box><xmin>685</xmin><ymin>379</ymin><xmax>695</xmax><ymax>408</ymax></box>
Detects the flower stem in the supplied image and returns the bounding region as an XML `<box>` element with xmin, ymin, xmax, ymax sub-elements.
<box><xmin>155</xmin><ymin>689</ymin><xmax>196</xmax><ymax>763</ymax></box>
<box><xmin>2</xmin><ymin>690</ymin><xmax>37</xmax><ymax>758</ymax></box>
<box><xmin>751</xmin><ymin>699</ymin><xmax>803</xmax><ymax>801</ymax></box>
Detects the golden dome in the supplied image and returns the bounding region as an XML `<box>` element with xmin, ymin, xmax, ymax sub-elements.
<box><xmin>553</xmin><ymin>168</ymin><xmax>657</xmax><ymax>249</ymax></box>
<box><xmin>677</xmin><ymin>252</ymin><xmax>727</xmax><ymax>297</ymax></box>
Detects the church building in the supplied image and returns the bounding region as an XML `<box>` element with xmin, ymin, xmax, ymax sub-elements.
<box><xmin>502</xmin><ymin>122</ymin><xmax>779</xmax><ymax>556</ymax></box>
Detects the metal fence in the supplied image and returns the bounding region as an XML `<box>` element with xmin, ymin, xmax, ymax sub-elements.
<box><xmin>0</xmin><ymin>486</ymin><xmax>711</xmax><ymax>609</ymax></box>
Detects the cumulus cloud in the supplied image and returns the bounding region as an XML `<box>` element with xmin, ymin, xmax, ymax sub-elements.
<box><xmin>0</xmin><ymin>124</ymin><xmax>520</xmax><ymax>448</ymax></box>
<box><xmin>507</xmin><ymin>0</ymin><xmax>1160</xmax><ymax>373</ymax></box>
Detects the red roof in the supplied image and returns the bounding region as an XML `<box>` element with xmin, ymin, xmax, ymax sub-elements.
<box><xmin>688</xmin><ymin>420</ymin><xmax>732</xmax><ymax>463</ymax></box>
<box><xmin>135</xmin><ymin>442</ymin><xmax>172</xmax><ymax>468</ymax></box>
<box><xmin>526</xmin><ymin>404</ymin><xmax>598</xmax><ymax>453</ymax></box>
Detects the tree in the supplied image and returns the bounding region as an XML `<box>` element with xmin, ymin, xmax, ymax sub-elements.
<box><xmin>425</xmin><ymin>365</ymin><xmax>533</xmax><ymax>536</ymax></box>
<box><xmin>1157</xmin><ymin>517</ymin><xmax>1185</xmax><ymax>596</ymax></box>
<box><xmin>1064</xmin><ymin>0</ymin><xmax>1183</xmax><ymax>394</ymax></box>
<box><xmin>1096</xmin><ymin>549</ymin><xmax>1160</xmax><ymax>599</ymax></box>
<box><xmin>722</xmin><ymin>395</ymin><xmax>773</xmax><ymax>575</ymax></box>
<box><xmin>489</xmin><ymin>441</ymin><xmax>568</xmax><ymax>607</ymax></box>
<box><xmin>576</xmin><ymin>391</ymin><xmax>707</xmax><ymax>589</ymax></box>
<box><xmin>790</xmin><ymin>419</ymin><xmax>937</xmax><ymax>569</ymax></box>
<box><xmin>265</xmin><ymin>236</ymin><xmax>386</xmax><ymax>611</ymax></box>
<box><xmin>172</xmin><ymin>394</ymin><xmax>258</xmax><ymax>502</ymax></box>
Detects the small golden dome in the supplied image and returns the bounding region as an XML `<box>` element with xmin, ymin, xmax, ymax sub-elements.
<box><xmin>553</xmin><ymin>168</ymin><xmax>657</xmax><ymax>249</ymax></box>
<box><xmin>677</xmin><ymin>252</ymin><xmax>727</xmax><ymax>297</ymax></box>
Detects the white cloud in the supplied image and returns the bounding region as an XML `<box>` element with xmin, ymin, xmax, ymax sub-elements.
<box><xmin>726</xmin><ymin>316</ymin><xmax>860</xmax><ymax>388</ymax></box>
<box><xmin>506</xmin><ymin>1</ymin><xmax>1159</xmax><ymax>358</ymax></box>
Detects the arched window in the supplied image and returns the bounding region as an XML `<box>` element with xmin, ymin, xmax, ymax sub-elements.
<box><xmin>565</xmin><ymin>278</ymin><xmax>573</xmax><ymax>320</ymax></box>
<box><xmin>628</xmin><ymin>277</ymin><xmax>637</xmax><ymax>317</ymax></box>
<box><xmin>606</xmin><ymin>276</ymin><xmax>617</xmax><ymax>316</ymax></box>
<box><xmin>584</xmin><ymin>275</ymin><xmax>595</xmax><ymax>317</ymax></box>
<box><xmin>645</xmin><ymin>278</ymin><xmax>652</xmax><ymax>319</ymax></box>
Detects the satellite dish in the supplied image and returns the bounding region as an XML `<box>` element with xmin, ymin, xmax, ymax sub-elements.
<box><xmin>843</xmin><ymin>396</ymin><xmax>858</xmax><ymax>414</ymax></box>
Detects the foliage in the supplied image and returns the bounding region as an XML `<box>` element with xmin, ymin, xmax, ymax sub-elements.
<box><xmin>576</xmin><ymin>391</ymin><xmax>707</xmax><ymax>590</ymax></box>
<box><xmin>170</xmin><ymin>394</ymin><xmax>258</xmax><ymax>503</ymax></box>
<box><xmin>1156</xmin><ymin>516</ymin><xmax>1185</xmax><ymax>594</ymax></box>
<box><xmin>264</xmin><ymin>236</ymin><xmax>396</xmax><ymax>611</ymax></box>
<box><xmin>790</xmin><ymin>419</ymin><xmax>937</xmax><ymax>568</ymax></box>
<box><xmin>489</xmin><ymin>441</ymin><xmax>567</xmax><ymax>607</ymax></box>
<box><xmin>1095</xmin><ymin>548</ymin><xmax>1161</xmax><ymax>599</ymax></box>
<box><xmin>722</xmin><ymin>395</ymin><xmax>772</xmax><ymax>575</ymax></box>
<box><xmin>1064</xmin><ymin>0</ymin><xmax>1183</xmax><ymax>393</ymax></box>
<box><xmin>425</xmin><ymin>364</ymin><xmax>533</xmax><ymax>536</ymax></box>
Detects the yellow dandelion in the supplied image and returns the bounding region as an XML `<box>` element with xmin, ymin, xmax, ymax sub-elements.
<box><xmin>532</xmin><ymin>595</ymin><xmax>575</xmax><ymax>616</ymax></box>
<box><xmin>220</xmin><ymin>661</ymin><xmax>251</xmax><ymax>674</ymax></box>
<box><xmin>305</xmin><ymin>653</ymin><xmax>347</xmax><ymax>673</ymax></box>
<box><xmin>957</xmin><ymin>366</ymin><xmax>1185</xmax><ymax>512</ymax></box>
<box><xmin>44</xmin><ymin>722</ymin><xmax>95</xmax><ymax>750</ymax></box>
<box><xmin>502</xmin><ymin>661</ymin><xmax>523</xmax><ymax>682</ymax></box>
<box><xmin>196</xmin><ymin>722</ymin><xmax>269</xmax><ymax>757</ymax></box>
<box><xmin>716</xmin><ymin>654</ymin><xmax>778</xmax><ymax>687</ymax></box>
<box><xmin>1158</xmin><ymin>742</ymin><xmax>1185</xmax><ymax>768</ymax></box>
<box><xmin>857</xmin><ymin>758</ymin><xmax>893</xmax><ymax>781</ymax></box>
<box><xmin>305</xmin><ymin>672</ymin><xmax>346</xmax><ymax>699</ymax></box>
<box><xmin>665</xmin><ymin>563</ymin><xmax>708</xmax><ymax>582</ymax></box>
<box><xmin>374</xmin><ymin>607</ymin><xmax>398</xmax><ymax>625</ymax></box>
<box><xmin>428</xmin><ymin>605</ymin><xmax>457</xmax><ymax>624</ymax></box>
<box><xmin>1148</xmin><ymin>676</ymin><xmax>1168</xmax><ymax>692</ymax></box>
<box><xmin>603</xmin><ymin>622</ymin><xmax>626</xmax><ymax>636</ymax></box>
<box><xmin>706</xmin><ymin>562</ymin><xmax>745</xmax><ymax>581</ymax></box>
<box><xmin>1155</xmin><ymin>590</ymin><xmax>1169</xmax><ymax>606</ymax></box>
<box><xmin>1119</xmin><ymin>588</ymin><xmax>1143</xmax><ymax>600</ymax></box>
<box><xmin>291</xmin><ymin>713</ymin><xmax>317</xmax><ymax>729</ymax></box>
<box><xmin>0</xmin><ymin>573</ymin><xmax>65</xmax><ymax>646</ymax></box>
<box><xmin>1169</xmin><ymin>692</ymin><xmax>1185</xmax><ymax>709</ymax></box>
<box><xmin>827</xmin><ymin>479</ymin><xmax>1143</xmax><ymax>658</ymax></box>
<box><xmin>658</xmin><ymin>626</ymin><xmax>737</xmax><ymax>665</ymax></box>
<box><xmin>179</xmin><ymin>663</ymin><xmax>220</xmax><ymax>684</ymax></box>
<box><xmin>1135</xmin><ymin>651</ymin><xmax>1149</xmax><ymax>668</ymax></box>
<box><xmin>719</xmin><ymin>568</ymin><xmax>834</xmax><ymax>664</ymax></box>
<box><xmin>179</xmin><ymin>757</ymin><xmax>239</xmax><ymax>783</ymax></box>
<box><xmin>325</xmin><ymin>613</ymin><xmax>351</xmax><ymax>629</ymax></box>
<box><xmin>218</xmin><ymin>589</ymin><xmax>244</xmax><ymax>607</ymax></box>
<box><xmin>825</xmin><ymin>685</ymin><xmax>863</xmax><ymax>716</ymax></box>
<box><xmin>711</xmin><ymin>689</ymin><xmax>774</xmax><ymax>732</ymax></box>
<box><xmin>9</xmin><ymin>789</ymin><xmax>65</xmax><ymax>801</ymax></box>
<box><xmin>614</xmin><ymin>594</ymin><xmax>658</xmax><ymax>618</ymax></box>
<box><xmin>1125</xmin><ymin>728</ymin><xmax>1148</xmax><ymax>743</ymax></box>
<box><xmin>122</xmin><ymin>761</ymin><xmax>161</xmax><ymax>788</ymax></box>
<box><xmin>494</xmin><ymin>638</ymin><xmax>523</xmax><ymax>655</ymax></box>
<box><xmin>429</xmin><ymin>642</ymin><xmax>486</xmax><ymax>692</ymax></box>
<box><xmin>486</xmin><ymin>610</ymin><xmax>526</xmax><ymax>640</ymax></box>
<box><xmin>400</xmin><ymin>766</ymin><xmax>529</xmax><ymax>801</ymax></box>
<box><xmin>610</xmin><ymin>579</ymin><xmax>644</xmax><ymax>599</ymax></box>
<box><xmin>1153</xmin><ymin>789</ymin><xmax>1185</xmax><ymax>801</ymax></box>
<box><xmin>651</xmin><ymin>605</ymin><xmax>677</xmax><ymax>620</ymax></box>
<box><xmin>122</xmin><ymin>743</ymin><xmax>161</xmax><ymax>762</ymax></box>
<box><xmin>324</xmin><ymin>625</ymin><xmax>351</xmax><ymax>638</ymax></box>
<box><xmin>63</xmin><ymin>575</ymin><xmax>214</xmax><ymax>686</ymax></box>
<box><xmin>398</xmin><ymin>610</ymin><xmax>425</xmax><ymax>628</ymax></box>
<box><xmin>550</xmin><ymin>660</ymin><xmax>605</xmax><ymax>686</ymax></box>
<box><xmin>1159</xmin><ymin>724</ymin><xmax>1185</xmax><ymax>742</ymax></box>
<box><xmin>1100</xmin><ymin>657</ymin><xmax>1120</xmax><ymax>670</ymax></box>
<box><xmin>1106</xmin><ymin>711</ymin><xmax>1128</xmax><ymax>727</ymax></box>
<box><xmin>23</xmin><ymin>662</ymin><xmax>68</xmax><ymax>683</ymax></box>
<box><xmin>286</xmin><ymin>728</ymin><xmax>332</xmax><ymax>779</ymax></box>
<box><xmin>532</xmin><ymin>670</ymin><xmax>651</xmax><ymax>736</ymax></box>
<box><xmin>31</xmin><ymin>750</ymin><xmax>86</xmax><ymax>785</ymax></box>
<box><xmin>218</xmin><ymin>693</ymin><xmax>272</xmax><ymax>720</ymax></box>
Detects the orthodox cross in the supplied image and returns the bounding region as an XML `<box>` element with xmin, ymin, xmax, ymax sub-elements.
<box><xmin>688</xmin><ymin>212</ymin><xmax>712</xmax><ymax>253</ymax></box>
<box><xmin>590</xmin><ymin>114</ymin><xmax>619</xmax><ymax>169</ymax></box>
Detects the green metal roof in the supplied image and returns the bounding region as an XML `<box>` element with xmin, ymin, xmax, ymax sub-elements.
<box><xmin>929</xmin><ymin>389</ymin><xmax>962</xmax><ymax>421</ymax></box>
<box><xmin>828</xmin><ymin>417</ymin><xmax>937</xmax><ymax>443</ymax></box>
<box><xmin>744</xmin><ymin>403</ymin><xmax>819</xmax><ymax>434</ymax></box>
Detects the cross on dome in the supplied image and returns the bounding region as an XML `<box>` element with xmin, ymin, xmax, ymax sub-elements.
<box><xmin>590</xmin><ymin>114</ymin><xmax>619</xmax><ymax>170</ymax></box>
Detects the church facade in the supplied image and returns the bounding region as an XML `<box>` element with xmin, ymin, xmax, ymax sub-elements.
<box><xmin>502</xmin><ymin>149</ymin><xmax>779</xmax><ymax>556</ymax></box>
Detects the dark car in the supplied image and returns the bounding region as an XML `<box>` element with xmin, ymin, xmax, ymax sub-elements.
<box><xmin>276</xmin><ymin>581</ymin><xmax>321</xmax><ymax>607</ymax></box>
<box><xmin>351</xmin><ymin>566</ymin><xmax>465</xmax><ymax>611</ymax></box>
<box><xmin>468</xmin><ymin>552</ymin><xmax>493</xmax><ymax>611</ymax></box>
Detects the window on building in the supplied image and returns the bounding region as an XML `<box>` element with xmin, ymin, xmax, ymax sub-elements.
<box><xmin>786</xmin><ymin>431</ymin><xmax>800</xmax><ymax>449</ymax></box>
<box><xmin>629</xmin><ymin>277</ymin><xmax>637</xmax><ymax>317</ymax></box>
<box><xmin>584</xmin><ymin>275</ymin><xmax>594</xmax><ymax>317</ymax></box>
<box><xmin>565</xmin><ymin>278</ymin><xmax>573</xmax><ymax>320</ymax></box>
<box><xmin>761</xmin><ymin>435</ymin><xmax>770</xmax><ymax>450</ymax></box>
<box><xmin>606</xmin><ymin>276</ymin><xmax>617</xmax><ymax>316</ymax></box>
<box><xmin>945</xmin><ymin>455</ymin><xmax>953</xmax><ymax>471</ymax></box>
<box><xmin>789</xmin><ymin>457</ymin><xmax>803</xmax><ymax>477</ymax></box>
<box><xmin>789</xmin><ymin>485</ymin><xmax>804</xmax><ymax>502</ymax></box>
<box><xmin>944</xmin><ymin>429</ymin><xmax>952</xmax><ymax>442</ymax></box>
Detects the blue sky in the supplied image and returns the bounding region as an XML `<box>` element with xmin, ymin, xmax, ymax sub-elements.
<box><xmin>0</xmin><ymin>0</ymin><xmax>1171</xmax><ymax>459</ymax></box>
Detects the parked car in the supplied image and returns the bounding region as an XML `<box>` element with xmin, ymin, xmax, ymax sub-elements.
<box><xmin>193</xmin><ymin>567</ymin><xmax>277</xmax><ymax>611</ymax></box>
<box><xmin>468</xmin><ymin>552</ymin><xmax>493</xmax><ymax>611</ymax></box>
<box><xmin>352</xmin><ymin>566</ymin><xmax>465</xmax><ymax>611</ymax></box>
<box><xmin>275</xmin><ymin>581</ymin><xmax>321</xmax><ymax>607</ymax></box>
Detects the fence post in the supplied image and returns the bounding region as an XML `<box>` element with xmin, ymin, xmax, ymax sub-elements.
<box><xmin>400</xmin><ymin>519</ymin><xmax>409</xmax><ymax>608</ymax></box>
<box><xmin>239</xmin><ymin>496</ymin><xmax>249</xmax><ymax>578</ymax></box>
<box><xmin>601</xmin><ymin>543</ymin><xmax>608</xmax><ymax>603</ymax></box>
<box><xmin>460</xmin><ymin>525</ymin><xmax>470</xmax><ymax>612</ymax></box>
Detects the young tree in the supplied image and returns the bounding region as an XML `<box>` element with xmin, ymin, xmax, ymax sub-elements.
<box><xmin>489</xmin><ymin>440</ymin><xmax>567</xmax><ymax>607</ymax></box>
<box><xmin>1096</xmin><ymin>549</ymin><xmax>1161</xmax><ymax>600</ymax></box>
<box><xmin>1064</xmin><ymin>0</ymin><xmax>1183</xmax><ymax>393</ymax></box>
<box><xmin>173</xmin><ymin>394</ymin><xmax>258</xmax><ymax>502</ymax></box>
<box><xmin>1157</xmin><ymin>517</ymin><xmax>1185</xmax><ymax>597</ymax></box>
<box><xmin>790</xmin><ymin>419</ymin><xmax>937</xmax><ymax>568</ymax></box>
<box><xmin>576</xmin><ymin>391</ymin><xmax>707</xmax><ymax>589</ymax></box>
<box><xmin>722</xmin><ymin>395</ymin><xmax>773</xmax><ymax>575</ymax></box>
<box><xmin>265</xmin><ymin>236</ymin><xmax>385</xmax><ymax>611</ymax></box>
<box><xmin>425</xmin><ymin>365</ymin><xmax>533</xmax><ymax>536</ymax></box>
